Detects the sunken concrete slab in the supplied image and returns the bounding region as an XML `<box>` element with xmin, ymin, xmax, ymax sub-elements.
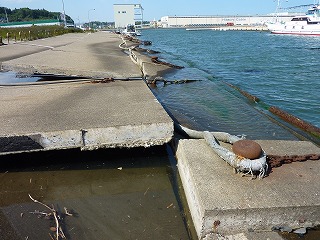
<box><xmin>176</xmin><ymin>139</ymin><xmax>320</xmax><ymax>239</ymax></box>
<box><xmin>0</xmin><ymin>80</ymin><xmax>173</xmax><ymax>155</ymax></box>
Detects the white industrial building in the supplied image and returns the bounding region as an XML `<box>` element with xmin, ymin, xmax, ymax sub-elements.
<box><xmin>160</xmin><ymin>14</ymin><xmax>296</xmax><ymax>28</ymax></box>
<box><xmin>113</xmin><ymin>4</ymin><xmax>143</xmax><ymax>29</ymax></box>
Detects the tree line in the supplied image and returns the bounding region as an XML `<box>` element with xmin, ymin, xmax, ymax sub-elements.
<box><xmin>0</xmin><ymin>7</ymin><xmax>73</xmax><ymax>23</ymax></box>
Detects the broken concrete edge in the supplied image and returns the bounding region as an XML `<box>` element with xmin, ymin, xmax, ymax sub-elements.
<box><xmin>203</xmin><ymin>207</ymin><xmax>320</xmax><ymax>237</ymax></box>
<box><xmin>176</xmin><ymin>140</ymin><xmax>204</xmax><ymax>238</ymax></box>
<box><xmin>123</xmin><ymin>39</ymin><xmax>177</xmax><ymax>80</ymax></box>
<box><xmin>203</xmin><ymin>231</ymin><xmax>285</xmax><ymax>240</ymax></box>
<box><xmin>0</xmin><ymin>122</ymin><xmax>174</xmax><ymax>155</ymax></box>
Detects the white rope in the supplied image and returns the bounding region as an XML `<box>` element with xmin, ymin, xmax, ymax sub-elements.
<box><xmin>204</xmin><ymin>131</ymin><xmax>267</xmax><ymax>179</ymax></box>
<box><xmin>176</xmin><ymin>124</ymin><xmax>268</xmax><ymax>179</ymax></box>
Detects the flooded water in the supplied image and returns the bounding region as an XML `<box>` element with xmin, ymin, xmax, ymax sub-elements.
<box><xmin>280</xmin><ymin>226</ymin><xmax>320</xmax><ymax>240</ymax></box>
<box><xmin>0</xmin><ymin>71</ymin><xmax>39</xmax><ymax>84</ymax></box>
<box><xmin>0</xmin><ymin>147</ymin><xmax>192</xmax><ymax>240</ymax></box>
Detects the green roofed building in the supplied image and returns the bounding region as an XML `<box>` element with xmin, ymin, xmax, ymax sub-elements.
<box><xmin>0</xmin><ymin>19</ymin><xmax>64</xmax><ymax>28</ymax></box>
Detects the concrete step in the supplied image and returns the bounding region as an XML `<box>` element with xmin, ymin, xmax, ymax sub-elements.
<box><xmin>176</xmin><ymin>139</ymin><xmax>320</xmax><ymax>239</ymax></box>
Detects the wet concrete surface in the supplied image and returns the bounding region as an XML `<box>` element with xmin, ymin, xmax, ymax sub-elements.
<box><xmin>0</xmin><ymin>146</ymin><xmax>191</xmax><ymax>240</ymax></box>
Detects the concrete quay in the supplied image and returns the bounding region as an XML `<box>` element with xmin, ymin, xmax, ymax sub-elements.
<box><xmin>176</xmin><ymin>139</ymin><xmax>320</xmax><ymax>239</ymax></box>
<box><xmin>0</xmin><ymin>32</ymin><xmax>173</xmax><ymax>154</ymax></box>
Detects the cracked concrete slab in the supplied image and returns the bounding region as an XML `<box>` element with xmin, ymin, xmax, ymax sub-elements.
<box><xmin>0</xmin><ymin>32</ymin><xmax>174</xmax><ymax>155</ymax></box>
<box><xmin>0</xmin><ymin>80</ymin><xmax>173</xmax><ymax>155</ymax></box>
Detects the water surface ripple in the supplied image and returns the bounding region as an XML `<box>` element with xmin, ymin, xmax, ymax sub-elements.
<box><xmin>141</xmin><ymin>29</ymin><xmax>320</xmax><ymax>140</ymax></box>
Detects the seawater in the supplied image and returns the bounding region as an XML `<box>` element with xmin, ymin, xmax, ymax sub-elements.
<box><xmin>140</xmin><ymin>29</ymin><xmax>320</xmax><ymax>139</ymax></box>
<box><xmin>0</xmin><ymin>148</ymin><xmax>192</xmax><ymax>239</ymax></box>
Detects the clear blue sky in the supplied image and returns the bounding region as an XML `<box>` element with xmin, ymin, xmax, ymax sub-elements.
<box><xmin>0</xmin><ymin>0</ymin><xmax>315</xmax><ymax>22</ymax></box>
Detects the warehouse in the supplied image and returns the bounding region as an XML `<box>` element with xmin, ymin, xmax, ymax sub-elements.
<box><xmin>160</xmin><ymin>14</ymin><xmax>295</xmax><ymax>28</ymax></box>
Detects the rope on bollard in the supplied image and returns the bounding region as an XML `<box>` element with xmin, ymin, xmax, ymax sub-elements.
<box><xmin>175</xmin><ymin>124</ymin><xmax>268</xmax><ymax>179</ymax></box>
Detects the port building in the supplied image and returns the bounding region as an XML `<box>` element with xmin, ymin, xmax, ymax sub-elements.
<box><xmin>160</xmin><ymin>14</ymin><xmax>296</xmax><ymax>28</ymax></box>
<box><xmin>113</xmin><ymin>4</ymin><xmax>143</xmax><ymax>29</ymax></box>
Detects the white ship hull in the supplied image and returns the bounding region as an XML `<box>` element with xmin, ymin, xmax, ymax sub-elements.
<box><xmin>268</xmin><ymin>22</ymin><xmax>320</xmax><ymax>36</ymax></box>
<box><xmin>268</xmin><ymin>4</ymin><xmax>320</xmax><ymax>36</ymax></box>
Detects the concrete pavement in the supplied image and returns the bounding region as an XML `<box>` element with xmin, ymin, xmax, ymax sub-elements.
<box><xmin>1</xmin><ymin>32</ymin><xmax>143</xmax><ymax>79</ymax></box>
<box><xmin>0</xmin><ymin>32</ymin><xmax>173</xmax><ymax>154</ymax></box>
<box><xmin>0</xmin><ymin>33</ymin><xmax>88</xmax><ymax>63</ymax></box>
<box><xmin>0</xmin><ymin>80</ymin><xmax>173</xmax><ymax>154</ymax></box>
<box><xmin>176</xmin><ymin>139</ymin><xmax>320</xmax><ymax>239</ymax></box>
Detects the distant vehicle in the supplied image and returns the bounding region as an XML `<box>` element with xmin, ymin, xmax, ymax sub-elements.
<box><xmin>268</xmin><ymin>3</ymin><xmax>320</xmax><ymax>36</ymax></box>
<box><xmin>122</xmin><ymin>24</ymin><xmax>141</xmax><ymax>36</ymax></box>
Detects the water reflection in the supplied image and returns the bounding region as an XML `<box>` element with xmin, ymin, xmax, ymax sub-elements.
<box><xmin>0</xmin><ymin>71</ymin><xmax>39</xmax><ymax>84</ymax></box>
<box><xmin>0</xmin><ymin>147</ymin><xmax>190</xmax><ymax>240</ymax></box>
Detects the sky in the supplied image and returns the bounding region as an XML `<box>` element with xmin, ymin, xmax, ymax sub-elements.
<box><xmin>0</xmin><ymin>0</ymin><xmax>317</xmax><ymax>23</ymax></box>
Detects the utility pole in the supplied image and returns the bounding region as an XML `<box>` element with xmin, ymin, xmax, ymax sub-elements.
<box><xmin>61</xmin><ymin>0</ymin><xmax>67</xmax><ymax>27</ymax></box>
<box><xmin>4</xmin><ymin>7</ymin><xmax>9</xmax><ymax>23</ymax></box>
<box><xmin>88</xmin><ymin>9</ymin><xmax>95</xmax><ymax>30</ymax></box>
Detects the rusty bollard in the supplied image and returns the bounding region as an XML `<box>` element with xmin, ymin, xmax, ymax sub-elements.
<box><xmin>6</xmin><ymin>32</ymin><xmax>9</xmax><ymax>44</ymax></box>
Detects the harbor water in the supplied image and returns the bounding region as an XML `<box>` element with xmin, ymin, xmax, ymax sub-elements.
<box><xmin>140</xmin><ymin>29</ymin><xmax>320</xmax><ymax>141</ymax></box>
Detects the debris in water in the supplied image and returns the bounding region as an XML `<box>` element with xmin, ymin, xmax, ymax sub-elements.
<box><xmin>144</xmin><ymin>187</ymin><xmax>150</xmax><ymax>196</ymax></box>
<box><xmin>28</xmin><ymin>194</ymin><xmax>74</xmax><ymax>240</ymax></box>
<box><xmin>167</xmin><ymin>203</ymin><xmax>174</xmax><ymax>209</ymax></box>
<box><xmin>294</xmin><ymin>227</ymin><xmax>307</xmax><ymax>235</ymax></box>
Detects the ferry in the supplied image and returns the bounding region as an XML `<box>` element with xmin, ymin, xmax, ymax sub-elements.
<box><xmin>268</xmin><ymin>3</ymin><xmax>320</xmax><ymax>35</ymax></box>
